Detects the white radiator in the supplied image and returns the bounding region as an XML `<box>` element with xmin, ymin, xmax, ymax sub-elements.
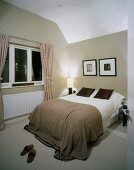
<box><xmin>3</xmin><ymin>91</ymin><xmax>44</xmax><ymax>120</ymax></box>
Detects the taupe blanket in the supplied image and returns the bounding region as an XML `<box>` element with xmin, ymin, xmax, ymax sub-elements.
<box><xmin>25</xmin><ymin>99</ymin><xmax>103</xmax><ymax>161</ymax></box>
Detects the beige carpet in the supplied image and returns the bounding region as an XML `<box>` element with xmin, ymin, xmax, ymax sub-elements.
<box><xmin>0</xmin><ymin>116</ymin><xmax>127</xmax><ymax>170</ymax></box>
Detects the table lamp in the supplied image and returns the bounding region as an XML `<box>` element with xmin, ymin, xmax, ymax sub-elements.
<box><xmin>67</xmin><ymin>77</ymin><xmax>73</xmax><ymax>95</ymax></box>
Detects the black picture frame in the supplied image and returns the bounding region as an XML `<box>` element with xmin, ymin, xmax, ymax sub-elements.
<box><xmin>82</xmin><ymin>59</ymin><xmax>97</xmax><ymax>76</ymax></box>
<box><xmin>99</xmin><ymin>57</ymin><xmax>117</xmax><ymax>76</ymax></box>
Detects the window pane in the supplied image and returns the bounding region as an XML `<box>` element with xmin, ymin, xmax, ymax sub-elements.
<box><xmin>32</xmin><ymin>51</ymin><xmax>42</xmax><ymax>81</ymax></box>
<box><xmin>1</xmin><ymin>48</ymin><xmax>9</xmax><ymax>83</ymax></box>
<box><xmin>15</xmin><ymin>48</ymin><xmax>27</xmax><ymax>82</ymax></box>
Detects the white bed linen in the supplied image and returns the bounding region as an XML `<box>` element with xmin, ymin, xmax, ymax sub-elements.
<box><xmin>60</xmin><ymin>91</ymin><xmax>125</xmax><ymax>131</ymax></box>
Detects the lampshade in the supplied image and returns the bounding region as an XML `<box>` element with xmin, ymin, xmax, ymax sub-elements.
<box><xmin>67</xmin><ymin>78</ymin><xmax>73</xmax><ymax>88</ymax></box>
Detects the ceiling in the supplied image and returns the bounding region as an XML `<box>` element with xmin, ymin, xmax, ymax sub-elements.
<box><xmin>3</xmin><ymin>0</ymin><xmax>128</xmax><ymax>44</ymax></box>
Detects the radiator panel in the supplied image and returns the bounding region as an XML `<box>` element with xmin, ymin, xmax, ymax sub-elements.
<box><xmin>3</xmin><ymin>91</ymin><xmax>44</xmax><ymax>120</ymax></box>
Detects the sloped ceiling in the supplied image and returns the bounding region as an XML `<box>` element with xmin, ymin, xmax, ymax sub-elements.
<box><xmin>3</xmin><ymin>0</ymin><xmax>127</xmax><ymax>44</ymax></box>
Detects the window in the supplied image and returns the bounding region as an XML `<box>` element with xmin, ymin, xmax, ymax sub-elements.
<box><xmin>1</xmin><ymin>44</ymin><xmax>43</xmax><ymax>88</ymax></box>
<box><xmin>32</xmin><ymin>51</ymin><xmax>42</xmax><ymax>81</ymax></box>
<box><xmin>15</xmin><ymin>48</ymin><xmax>27</xmax><ymax>82</ymax></box>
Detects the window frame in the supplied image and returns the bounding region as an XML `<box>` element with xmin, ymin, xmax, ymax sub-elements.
<box><xmin>1</xmin><ymin>44</ymin><xmax>43</xmax><ymax>88</ymax></box>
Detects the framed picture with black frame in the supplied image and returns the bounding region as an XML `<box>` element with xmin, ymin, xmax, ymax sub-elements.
<box><xmin>99</xmin><ymin>57</ymin><xmax>117</xmax><ymax>76</ymax></box>
<box><xmin>82</xmin><ymin>59</ymin><xmax>97</xmax><ymax>76</ymax></box>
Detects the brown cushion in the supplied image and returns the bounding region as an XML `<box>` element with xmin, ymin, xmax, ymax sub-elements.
<box><xmin>94</xmin><ymin>88</ymin><xmax>114</xmax><ymax>100</ymax></box>
<box><xmin>76</xmin><ymin>87</ymin><xmax>95</xmax><ymax>97</ymax></box>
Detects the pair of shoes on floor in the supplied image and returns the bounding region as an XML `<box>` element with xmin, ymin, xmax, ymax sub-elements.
<box><xmin>20</xmin><ymin>144</ymin><xmax>36</xmax><ymax>163</ymax></box>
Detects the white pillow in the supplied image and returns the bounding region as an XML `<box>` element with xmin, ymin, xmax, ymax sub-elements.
<box><xmin>110</xmin><ymin>92</ymin><xmax>126</xmax><ymax>108</ymax></box>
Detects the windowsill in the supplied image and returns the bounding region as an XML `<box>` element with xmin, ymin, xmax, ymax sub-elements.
<box><xmin>1</xmin><ymin>83</ymin><xmax>43</xmax><ymax>89</ymax></box>
<box><xmin>12</xmin><ymin>82</ymin><xmax>34</xmax><ymax>87</ymax></box>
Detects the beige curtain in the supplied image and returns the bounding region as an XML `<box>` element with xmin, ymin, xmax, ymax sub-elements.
<box><xmin>40</xmin><ymin>43</ymin><xmax>53</xmax><ymax>101</ymax></box>
<box><xmin>0</xmin><ymin>34</ymin><xmax>9</xmax><ymax>130</ymax></box>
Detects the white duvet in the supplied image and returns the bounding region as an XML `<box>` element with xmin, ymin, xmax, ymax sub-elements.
<box><xmin>60</xmin><ymin>91</ymin><xmax>125</xmax><ymax>131</ymax></box>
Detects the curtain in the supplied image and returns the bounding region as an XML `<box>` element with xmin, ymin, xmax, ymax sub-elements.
<box><xmin>40</xmin><ymin>43</ymin><xmax>53</xmax><ymax>101</ymax></box>
<box><xmin>0</xmin><ymin>34</ymin><xmax>9</xmax><ymax>130</ymax></box>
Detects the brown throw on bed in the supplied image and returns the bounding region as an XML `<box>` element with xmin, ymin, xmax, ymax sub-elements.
<box><xmin>25</xmin><ymin>99</ymin><xmax>103</xmax><ymax>161</ymax></box>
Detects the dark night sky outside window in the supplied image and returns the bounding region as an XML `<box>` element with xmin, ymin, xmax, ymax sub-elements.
<box><xmin>32</xmin><ymin>51</ymin><xmax>42</xmax><ymax>81</ymax></box>
<box><xmin>15</xmin><ymin>48</ymin><xmax>27</xmax><ymax>82</ymax></box>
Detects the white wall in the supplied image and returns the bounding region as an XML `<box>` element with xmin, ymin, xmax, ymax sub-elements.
<box><xmin>0</xmin><ymin>2</ymin><xmax>69</xmax><ymax>98</ymax></box>
<box><xmin>69</xmin><ymin>31</ymin><xmax>127</xmax><ymax>97</ymax></box>
<box><xmin>128</xmin><ymin>0</ymin><xmax>134</xmax><ymax>169</ymax></box>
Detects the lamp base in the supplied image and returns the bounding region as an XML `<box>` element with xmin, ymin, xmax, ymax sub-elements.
<box><xmin>68</xmin><ymin>88</ymin><xmax>72</xmax><ymax>95</ymax></box>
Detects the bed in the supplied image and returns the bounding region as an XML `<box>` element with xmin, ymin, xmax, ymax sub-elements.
<box><xmin>24</xmin><ymin>88</ymin><xmax>125</xmax><ymax>161</ymax></box>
